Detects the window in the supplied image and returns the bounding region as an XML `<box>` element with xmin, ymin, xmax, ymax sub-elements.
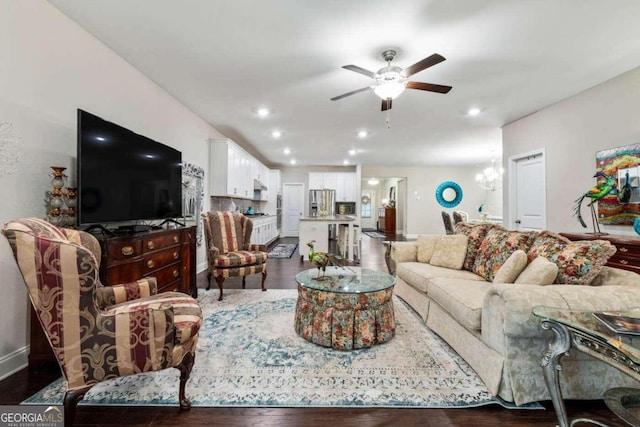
<box><xmin>361</xmin><ymin>191</ymin><xmax>372</xmax><ymax>218</ymax></box>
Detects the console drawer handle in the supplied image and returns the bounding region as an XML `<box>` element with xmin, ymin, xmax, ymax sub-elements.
<box><xmin>620</xmin><ymin>259</ymin><xmax>629</xmax><ymax>265</ymax></box>
<box><xmin>620</xmin><ymin>247</ymin><xmax>629</xmax><ymax>253</ymax></box>
<box><xmin>173</xmin><ymin>235</ymin><xmax>179</xmax><ymax>243</ymax></box>
<box><xmin>121</xmin><ymin>246</ymin><xmax>134</xmax><ymax>256</ymax></box>
<box><xmin>147</xmin><ymin>241</ymin><xmax>155</xmax><ymax>250</ymax></box>
<box><xmin>173</xmin><ymin>251</ymin><xmax>179</xmax><ymax>259</ymax></box>
<box><xmin>147</xmin><ymin>260</ymin><xmax>155</xmax><ymax>269</ymax></box>
<box><xmin>173</xmin><ymin>269</ymin><xmax>179</xmax><ymax>278</ymax></box>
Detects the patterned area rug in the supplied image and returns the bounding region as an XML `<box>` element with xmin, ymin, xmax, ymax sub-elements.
<box><xmin>24</xmin><ymin>289</ymin><xmax>540</xmax><ymax>409</ymax></box>
<box><xmin>363</xmin><ymin>231</ymin><xmax>387</xmax><ymax>238</ymax></box>
<box><xmin>267</xmin><ymin>243</ymin><xmax>298</xmax><ymax>258</ymax></box>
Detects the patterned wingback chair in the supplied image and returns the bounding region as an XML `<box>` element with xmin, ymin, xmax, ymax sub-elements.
<box><xmin>201</xmin><ymin>211</ymin><xmax>268</xmax><ymax>301</ymax></box>
<box><xmin>2</xmin><ymin>218</ymin><xmax>202</xmax><ymax>426</ymax></box>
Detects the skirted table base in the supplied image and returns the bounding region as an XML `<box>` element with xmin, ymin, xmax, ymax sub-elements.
<box><xmin>294</xmin><ymin>284</ymin><xmax>395</xmax><ymax>350</ymax></box>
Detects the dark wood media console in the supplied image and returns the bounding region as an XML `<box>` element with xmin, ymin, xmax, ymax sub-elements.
<box><xmin>28</xmin><ymin>226</ymin><xmax>197</xmax><ymax>369</ymax></box>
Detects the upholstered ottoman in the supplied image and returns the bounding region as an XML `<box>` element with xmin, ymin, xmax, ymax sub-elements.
<box><xmin>294</xmin><ymin>267</ymin><xmax>396</xmax><ymax>350</ymax></box>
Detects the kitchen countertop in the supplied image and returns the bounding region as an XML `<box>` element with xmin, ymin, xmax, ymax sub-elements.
<box><xmin>299</xmin><ymin>215</ymin><xmax>355</xmax><ymax>221</ymax></box>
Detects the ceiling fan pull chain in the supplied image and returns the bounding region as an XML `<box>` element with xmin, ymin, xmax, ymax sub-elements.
<box><xmin>386</xmin><ymin>110</ymin><xmax>391</xmax><ymax>129</ymax></box>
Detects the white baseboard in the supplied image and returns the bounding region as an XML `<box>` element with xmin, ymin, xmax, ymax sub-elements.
<box><xmin>0</xmin><ymin>346</ymin><xmax>28</xmax><ymax>381</ymax></box>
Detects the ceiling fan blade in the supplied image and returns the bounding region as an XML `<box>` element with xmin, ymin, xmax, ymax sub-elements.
<box><xmin>406</xmin><ymin>81</ymin><xmax>452</xmax><ymax>94</ymax></box>
<box><xmin>381</xmin><ymin>98</ymin><xmax>392</xmax><ymax>111</ymax></box>
<box><xmin>330</xmin><ymin>86</ymin><xmax>371</xmax><ymax>101</ymax></box>
<box><xmin>342</xmin><ymin>65</ymin><xmax>377</xmax><ymax>78</ymax></box>
<box><xmin>403</xmin><ymin>53</ymin><xmax>446</xmax><ymax>77</ymax></box>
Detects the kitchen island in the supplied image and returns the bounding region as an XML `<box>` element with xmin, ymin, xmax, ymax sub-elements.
<box><xmin>299</xmin><ymin>215</ymin><xmax>356</xmax><ymax>262</ymax></box>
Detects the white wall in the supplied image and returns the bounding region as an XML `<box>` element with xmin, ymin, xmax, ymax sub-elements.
<box><xmin>503</xmin><ymin>66</ymin><xmax>640</xmax><ymax>235</ymax></box>
<box><xmin>0</xmin><ymin>2</ymin><xmax>225</xmax><ymax>378</ymax></box>
<box><xmin>362</xmin><ymin>165</ymin><xmax>501</xmax><ymax>237</ymax></box>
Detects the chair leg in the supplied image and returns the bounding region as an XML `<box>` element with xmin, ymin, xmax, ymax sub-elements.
<box><xmin>242</xmin><ymin>276</ymin><xmax>246</xmax><ymax>289</ymax></box>
<box><xmin>206</xmin><ymin>272</ymin><xmax>212</xmax><ymax>290</ymax></box>
<box><xmin>176</xmin><ymin>351</ymin><xmax>195</xmax><ymax>411</ymax></box>
<box><xmin>215</xmin><ymin>276</ymin><xmax>225</xmax><ymax>301</ymax></box>
<box><xmin>63</xmin><ymin>386</ymin><xmax>91</xmax><ymax>427</ymax></box>
<box><xmin>261</xmin><ymin>270</ymin><xmax>267</xmax><ymax>292</ymax></box>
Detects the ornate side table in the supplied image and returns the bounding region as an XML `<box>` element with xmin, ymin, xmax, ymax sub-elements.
<box><xmin>533</xmin><ymin>306</ymin><xmax>640</xmax><ymax>427</ymax></box>
<box><xmin>294</xmin><ymin>267</ymin><xmax>396</xmax><ymax>350</ymax></box>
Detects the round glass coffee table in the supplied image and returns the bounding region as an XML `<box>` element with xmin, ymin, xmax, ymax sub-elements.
<box><xmin>294</xmin><ymin>266</ymin><xmax>396</xmax><ymax>350</ymax></box>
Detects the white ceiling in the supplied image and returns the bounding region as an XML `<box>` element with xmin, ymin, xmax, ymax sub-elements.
<box><xmin>49</xmin><ymin>0</ymin><xmax>640</xmax><ymax>168</ymax></box>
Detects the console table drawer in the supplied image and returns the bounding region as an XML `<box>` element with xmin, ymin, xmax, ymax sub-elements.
<box><xmin>143</xmin><ymin>249</ymin><xmax>181</xmax><ymax>274</ymax></box>
<box><xmin>106</xmin><ymin>239</ymin><xmax>143</xmax><ymax>261</ymax></box>
<box><xmin>143</xmin><ymin>231</ymin><xmax>181</xmax><ymax>252</ymax></box>
<box><xmin>152</xmin><ymin>262</ymin><xmax>182</xmax><ymax>287</ymax></box>
<box><xmin>104</xmin><ymin>259</ymin><xmax>143</xmax><ymax>285</ymax></box>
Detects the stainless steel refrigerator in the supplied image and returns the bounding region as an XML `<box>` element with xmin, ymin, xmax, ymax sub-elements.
<box><xmin>309</xmin><ymin>189</ymin><xmax>336</xmax><ymax>217</ymax></box>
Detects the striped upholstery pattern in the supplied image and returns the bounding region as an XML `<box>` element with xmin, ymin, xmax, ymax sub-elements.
<box><xmin>214</xmin><ymin>250</ymin><xmax>267</xmax><ymax>267</ymax></box>
<box><xmin>202</xmin><ymin>211</ymin><xmax>268</xmax><ymax>299</ymax></box>
<box><xmin>2</xmin><ymin>218</ymin><xmax>202</xmax><ymax>397</ymax></box>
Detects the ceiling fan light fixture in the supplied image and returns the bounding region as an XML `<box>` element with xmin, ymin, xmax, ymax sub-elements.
<box><xmin>374</xmin><ymin>81</ymin><xmax>406</xmax><ymax>100</ymax></box>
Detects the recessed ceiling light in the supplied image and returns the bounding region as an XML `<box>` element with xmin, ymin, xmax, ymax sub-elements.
<box><xmin>290</xmin><ymin>159</ymin><xmax>296</xmax><ymax>165</ymax></box>
<box><xmin>271</xmin><ymin>130</ymin><xmax>282</xmax><ymax>138</ymax></box>
<box><xmin>257</xmin><ymin>108</ymin><xmax>270</xmax><ymax>117</ymax></box>
<box><xmin>468</xmin><ymin>107</ymin><xmax>481</xmax><ymax>116</ymax></box>
<box><xmin>358</xmin><ymin>130</ymin><xmax>368</xmax><ymax>138</ymax></box>
<box><xmin>283</xmin><ymin>148</ymin><xmax>291</xmax><ymax>155</ymax></box>
<box><xmin>348</xmin><ymin>149</ymin><xmax>357</xmax><ymax>156</ymax></box>
<box><xmin>343</xmin><ymin>160</ymin><xmax>349</xmax><ymax>165</ymax></box>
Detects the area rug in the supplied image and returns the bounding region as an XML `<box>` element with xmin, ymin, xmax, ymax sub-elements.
<box><xmin>363</xmin><ymin>231</ymin><xmax>387</xmax><ymax>238</ymax></box>
<box><xmin>24</xmin><ymin>289</ymin><xmax>540</xmax><ymax>409</ymax></box>
<box><xmin>267</xmin><ymin>243</ymin><xmax>298</xmax><ymax>258</ymax></box>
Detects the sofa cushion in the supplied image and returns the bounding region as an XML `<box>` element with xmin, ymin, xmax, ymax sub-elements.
<box><xmin>454</xmin><ymin>222</ymin><xmax>500</xmax><ymax>271</ymax></box>
<box><xmin>430</xmin><ymin>235</ymin><xmax>468</xmax><ymax>270</ymax></box>
<box><xmin>428</xmin><ymin>278</ymin><xmax>495</xmax><ymax>331</ymax></box>
<box><xmin>514</xmin><ymin>256</ymin><xmax>558</xmax><ymax>285</ymax></box>
<box><xmin>528</xmin><ymin>230</ymin><xmax>616</xmax><ymax>285</ymax></box>
<box><xmin>396</xmin><ymin>262</ymin><xmax>485</xmax><ymax>294</ymax></box>
<box><xmin>493</xmin><ymin>250</ymin><xmax>528</xmax><ymax>283</ymax></box>
<box><xmin>472</xmin><ymin>228</ymin><xmax>537</xmax><ymax>282</ymax></box>
<box><xmin>416</xmin><ymin>235</ymin><xmax>439</xmax><ymax>263</ymax></box>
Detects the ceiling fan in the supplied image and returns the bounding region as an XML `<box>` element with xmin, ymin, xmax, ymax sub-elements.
<box><xmin>330</xmin><ymin>50</ymin><xmax>452</xmax><ymax>111</ymax></box>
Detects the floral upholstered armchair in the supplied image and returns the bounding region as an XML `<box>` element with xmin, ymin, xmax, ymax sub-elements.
<box><xmin>201</xmin><ymin>211</ymin><xmax>268</xmax><ymax>301</ymax></box>
<box><xmin>2</xmin><ymin>218</ymin><xmax>202</xmax><ymax>426</ymax></box>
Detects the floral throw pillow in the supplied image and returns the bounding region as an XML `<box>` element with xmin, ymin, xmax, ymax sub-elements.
<box><xmin>472</xmin><ymin>228</ymin><xmax>538</xmax><ymax>282</ymax></box>
<box><xmin>528</xmin><ymin>231</ymin><xmax>616</xmax><ymax>285</ymax></box>
<box><xmin>454</xmin><ymin>222</ymin><xmax>501</xmax><ymax>271</ymax></box>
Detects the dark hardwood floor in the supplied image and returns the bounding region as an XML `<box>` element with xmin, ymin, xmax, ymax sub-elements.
<box><xmin>0</xmin><ymin>233</ymin><xmax>626</xmax><ymax>426</ymax></box>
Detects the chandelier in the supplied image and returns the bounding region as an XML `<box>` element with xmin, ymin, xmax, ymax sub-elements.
<box><xmin>475</xmin><ymin>159</ymin><xmax>504</xmax><ymax>191</ymax></box>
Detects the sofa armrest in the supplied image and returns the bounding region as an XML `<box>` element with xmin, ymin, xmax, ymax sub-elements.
<box><xmin>482</xmin><ymin>283</ymin><xmax>640</xmax><ymax>340</ymax></box>
<box><xmin>391</xmin><ymin>241</ymin><xmax>417</xmax><ymax>263</ymax></box>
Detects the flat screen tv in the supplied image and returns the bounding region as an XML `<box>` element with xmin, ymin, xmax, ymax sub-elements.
<box><xmin>77</xmin><ymin>109</ymin><xmax>182</xmax><ymax>227</ymax></box>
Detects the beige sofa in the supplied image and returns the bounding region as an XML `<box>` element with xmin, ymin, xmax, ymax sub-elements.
<box><xmin>390</xmin><ymin>223</ymin><xmax>640</xmax><ymax>405</ymax></box>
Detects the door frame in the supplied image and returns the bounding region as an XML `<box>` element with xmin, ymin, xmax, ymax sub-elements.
<box><xmin>282</xmin><ymin>182</ymin><xmax>305</xmax><ymax>237</ymax></box>
<box><xmin>508</xmin><ymin>148</ymin><xmax>546</xmax><ymax>230</ymax></box>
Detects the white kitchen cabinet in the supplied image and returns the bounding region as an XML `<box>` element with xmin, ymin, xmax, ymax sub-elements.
<box><xmin>211</xmin><ymin>139</ymin><xmax>247</xmax><ymax>198</ymax></box>
<box><xmin>252</xmin><ymin>216</ymin><xmax>278</xmax><ymax>246</ymax></box>
<box><xmin>210</xmin><ymin>138</ymin><xmax>269</xmax><ymax>200</ymax></box>
<box><xmin>308</xmin><ymin>172</ymin><xmax>357</xmax><ymax>201</ymax></box>
<box><xmin>336</xmin><ymin>172</ymin><xmax>357</xmax><ymax>201</ymax></box>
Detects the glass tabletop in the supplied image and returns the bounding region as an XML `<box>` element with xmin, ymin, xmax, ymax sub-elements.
<box><xmin>295</xmin><ymin>267</ymin><xmax>396</xmax><ymax>294</ymax></box>
<box><xmin>533</xmin><ymin>306</ymin><xmax>640</xmax><ymax>364</ymax></box>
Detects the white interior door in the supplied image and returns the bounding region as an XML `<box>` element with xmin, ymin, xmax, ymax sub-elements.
<box><xmin>509</xmin><ymin>150</ymin><xmax>546</xmax><ymax>230</ymax></box>
<box><xmin>282</xmin><ymin>182</ymin><xmax>305</xmax><ymax>237</ymax></box>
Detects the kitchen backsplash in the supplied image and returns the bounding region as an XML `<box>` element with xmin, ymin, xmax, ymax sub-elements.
<box><xmin>210</xmin><ymin>196</ymin><xmax>267</xmax><ymax>214</ymax></box>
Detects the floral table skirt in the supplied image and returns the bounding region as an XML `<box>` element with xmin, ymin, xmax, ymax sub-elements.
<box><xmin>294</xmin><ymin>285</ymin><xmax>395</xmax><ymax>350</ymax></box>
